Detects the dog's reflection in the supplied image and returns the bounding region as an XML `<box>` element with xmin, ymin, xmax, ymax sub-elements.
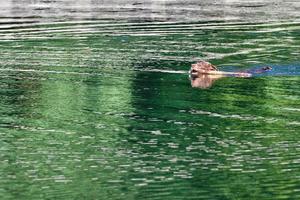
<box><xmin>190</xmin><ymin>73</ymin><xmax>253</xmax><ymax>89</ymax></box>
<box><xmin>190</xmin><ymin>74</ymin><xmax>224</xmax><ymax>89</ymax></box>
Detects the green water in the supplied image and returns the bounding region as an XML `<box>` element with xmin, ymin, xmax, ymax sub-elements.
<box><xmin>1</xmin><ymin>1</ymin><xmax>300</xmax><ymax>199</ymax></box>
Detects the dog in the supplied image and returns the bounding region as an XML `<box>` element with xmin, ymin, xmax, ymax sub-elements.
<box><xmin>190</xmin><ymin>61</ymin><xmax>272</xmax><ymax>88</ymax></box>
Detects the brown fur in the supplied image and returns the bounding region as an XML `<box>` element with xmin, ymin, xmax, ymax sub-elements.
<box><xmin>190</xmin><ymin>61</ymin><xmax>218</xmax><ymax>73</ymax></box>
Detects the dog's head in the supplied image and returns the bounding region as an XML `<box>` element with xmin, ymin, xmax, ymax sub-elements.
<box><xmin>190</xmin><ymin>61</ymin><xmax>218</xmax><ymax>76</ymax></box>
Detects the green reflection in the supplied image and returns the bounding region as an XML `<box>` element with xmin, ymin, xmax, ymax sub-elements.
<box><xmin>1</xmin><ymin>18</ymin><xmax>300</xmax><ymax>200</ymax></box>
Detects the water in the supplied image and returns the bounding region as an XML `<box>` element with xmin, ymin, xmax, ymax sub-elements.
<box><xmin>0</xmin><ymin>0</ymin><xmax>300</xmax><ymax>199</ymax></box>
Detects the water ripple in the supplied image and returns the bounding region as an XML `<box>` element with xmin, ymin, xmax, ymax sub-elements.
<box><xmin>1</xmin><ymin>1</ymin><xmax>300</xmax><ymax>200</ymax></box>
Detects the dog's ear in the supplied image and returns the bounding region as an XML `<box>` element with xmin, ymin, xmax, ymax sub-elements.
<box><xmin>210</xmin><ymin>63</ymin><xmax>218</xmax><ymax>70</ymax></box>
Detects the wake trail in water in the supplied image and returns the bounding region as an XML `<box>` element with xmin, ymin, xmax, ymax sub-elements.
<box><xmin>252</xmin><ymin>65</ymin><xmax>300</xmax><ymax>76</ymax></box>
<box><xmin>0</xmin><ymin>67</ymin><xmax>188</xmax><ymax>76</ymax></box>
<box><xmin>141</xmin><ymin>69</ymin><xmax>188</xmax><ymax>74</ymax></box>
<box><xmin>141</xmin><ymin>64</ymin><xmax>300</xmax><ymax>77</ymax></box>
<box><xmin>234</xmin><ymin>65</ymin><xmax>300</xmax><ymax>77</ymax></box>
<box><xmin>1</xmin><ymin>65</ymin><xmax>299</xmax><ymax>77</ymax></box>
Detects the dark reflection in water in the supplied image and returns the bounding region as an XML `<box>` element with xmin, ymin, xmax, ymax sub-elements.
<box><xmin>0</xmin><ymin>0</ymin><xmax>300</xmax><ymax>200</ymax></box>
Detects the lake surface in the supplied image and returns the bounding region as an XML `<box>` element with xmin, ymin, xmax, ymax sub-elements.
<box><xmin>1</xmin><ymin>0</ymin><xmax>300</xmax><ymax>199</ymax></box>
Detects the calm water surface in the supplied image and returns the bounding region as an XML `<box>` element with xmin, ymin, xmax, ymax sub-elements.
<box><xmin>1</xmin><ymin>0</ymin><xmax>300</xmax><ymax>199</ymax></box>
